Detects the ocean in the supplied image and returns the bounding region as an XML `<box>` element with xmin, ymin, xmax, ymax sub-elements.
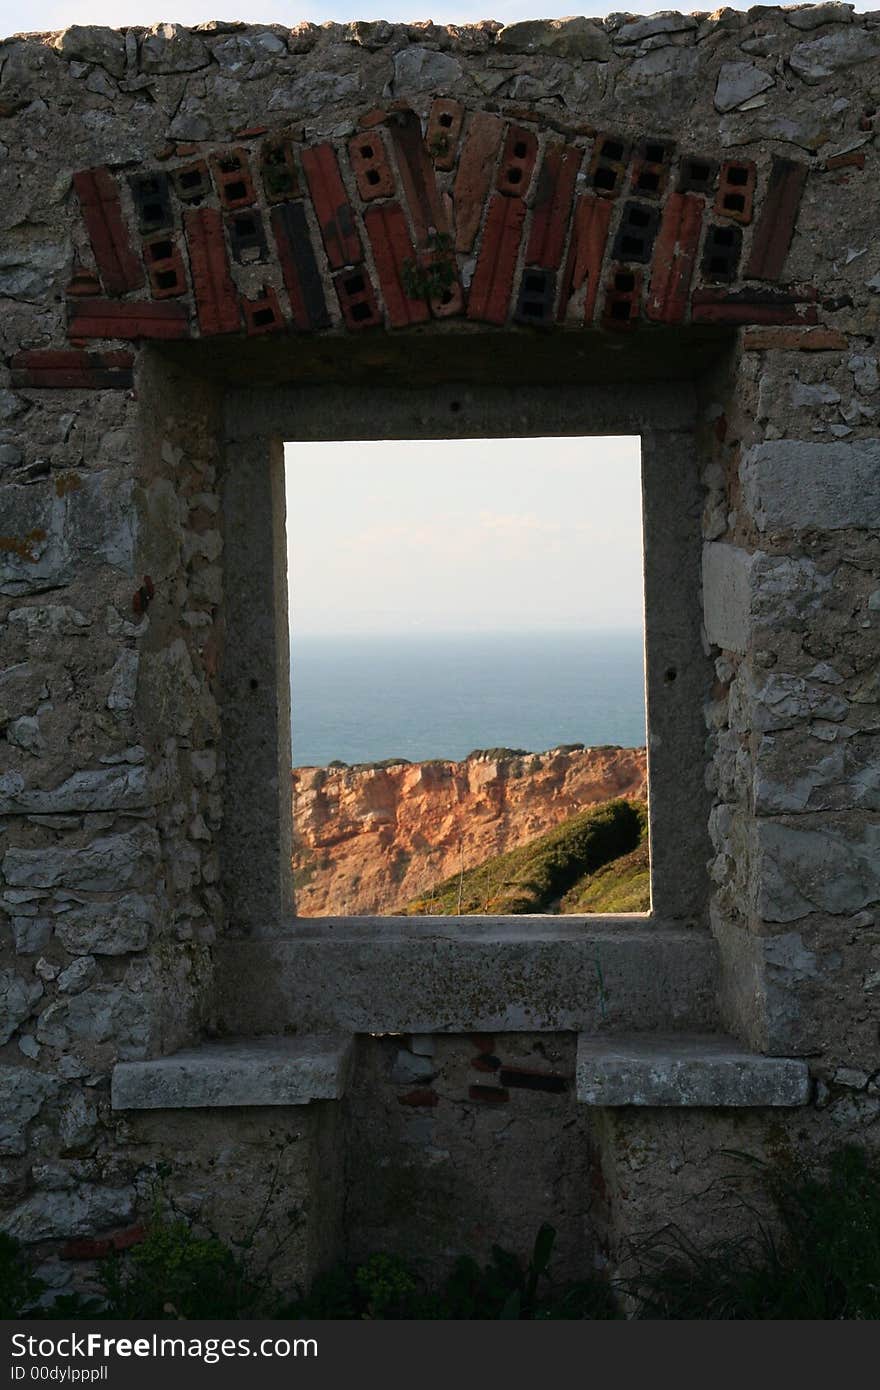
<box><xmin>290</xmin><ymin>630</ymin><xmax>646</xmax><ymax>768</ymax></box>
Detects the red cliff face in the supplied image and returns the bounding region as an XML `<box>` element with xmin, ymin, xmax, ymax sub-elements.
<box><xmin>292</xmin><ymin>745</ymin><xmax>647</xmax><ymax>916</ymax></box>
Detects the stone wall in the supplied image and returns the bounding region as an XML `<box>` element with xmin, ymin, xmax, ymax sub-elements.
<box><xmin>1</xmin><ymin>7</ymin><xmax>879</xmax><ymax>1298</ymax></box>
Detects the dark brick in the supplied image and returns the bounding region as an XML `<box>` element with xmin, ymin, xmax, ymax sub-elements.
<box><xmin>348</xmin><ymin>130</ymin><xmax>396</xmax><ymax>202</ymax></box>
<box><xmin>526</xmin><ymin>142</ymin><xmax>581</xmax><ymax>271</ymax></box>
<box><xmin>129</xmin><ymin>172</ymin><xmax>173</xmax><ymax>235</ymax></box>
<box><xmin>589</xmin><ymin>134</ymin><xmax>630</xmax><ymax>198</ymax></box>
<box><xmin>745</xmin><ymin>156</ymin><xmax>809</xmax><ymax>281</ymax></box>
<box><xmin>260</xmin><ymin>138</ymin><xmax>300</xmax><ymax>203</ymax></box>
<box><xmin>715</xmin><ymin>159</ymin><xmax>756</xmax><ymax>224</ymax></box>
<box><xmin>453</xmin><ymin>111</ymin><xmax>504</xmax><ymax>253</ymax></box>
<box><xmin>387</xmin><ymin>108</ymin><xmax>450</xmax><ymax>247</ymax></box>
<box><xmin>65</xmin><ymin>267</ymin><xmax>102</xmax><ymax>297</ymax></box>
<box><xmin>646</xmin><ymin>192</ymin><xmax>703</xmax><ymax>324</ymax></box>
<box><xmin>469</xmin><ymin>1085</ymin><xmax>510</xmax><ymax>1104</ymax></box>
<box><xmin>743</xmin><ymin>326</ymin><xmax>847</xmax><ymax>351</ymax></box>
<box><xmin>691</xmin><ymin>287</ymin><xmax>819</xmax><ymax>326</ymax></box>
<box><xmin>270</xmin><ymin>201</ymin><xmax>331</xmax><ymax>331</ymax></box>
<box><xmin>471</xmin><ymin>1054</ymin><xmax>502</xmax><ymax>1072</ymax></box>
<box><xmin>612</xmin><ymin>201</ymin><xmax>660</xmax><ymax>265</ymax></box>
<box><xmin>62</xmin><ymin>1224</ymin><xmax>146</xmax><ymax>1261</ymax></box>
<box><xmin>301</xmin><ymin>143</ymin><xmax>363</xmax><ymax>269</ymax></box>
<box><xmin>496</xmin><ymin>124</ymin><xmax>538</xmax><ymax>198</ymax></box>
<box><xmin>515</xmin><ymin>267</ymin><xmax>556</xmax><ymax>326</ymax></box>
<box><xmin>557</xmin><ymin>194</ymin><xmax>612</xmax><ymax>323</ymax></box>
<box><xmin>242</xmin><ymin>286</ymin><xmax>285</xmax><ymax>335</ymax></box>
<box><xmin>499</xmin><ymin>1068</ymin><xmax>568</xmax><ymax>1093</ymax></box>
<box><xmin>466</xmin><ymin>193</ymin><xmax>526</xmax><ymax>326</ymax></box>
<box><xmin>184</xmin><ymin>208</ymin><xmax>241</xmax><ymax>336</ymax></box>
<box><xmin>469</xmin><ymin>1034</ymin><xmax>496</xmax><ymax>1053</ymax></box>
<box><xmin>10</xmin><ymin>349</ymin><xmax>134</xmax><ymax>390</ymax></box>
<box><xmin>677</xmin><ymin>155</ymin><xmax>718</xmax><ymax>196</ymax></box>
<box><xmin>364</xmin><ymin>202</ymin><xmax>430</xmax><ymax>328</ymax></box>
<box><xmin>211</xmin><ymin>148</ymin><xmax>257</xmax><ymax>210</ymax></box>
<box><xmin>333</xmin><ymin>268</ymin><xmax>382</xmax><ymax>330</ymax></box>
<box><xmin>73</xmin><ymin>168</ymin><xmax>144</xmax><ymax>295</ymax></box>
<box><xmin>172</xmin><ymin>160</ymin><xmax>212</xmax><ymax>205</ymax></box>
<box><xmin>67</xmin><ymin>300</ymin><xmax>189</xmax><ymax>340</ymax></box>
<box><xmin>701</xmin><ymin>223</ymin><xmax>742</xmax><ymax>283</ymax></box>
<box><xmin>601</xmin><ymin>266</ymin><xmax>642</xmax><ymax>331</ymax></box>
<box><xmin>228</xmin><ymin>208</ymin><xmax>268</xmax><ymax>264</ymax></box>
<box><xmin>426</xmin><ymin>98</ymin><xmax>465</xmax><ymax>171</ymax></box>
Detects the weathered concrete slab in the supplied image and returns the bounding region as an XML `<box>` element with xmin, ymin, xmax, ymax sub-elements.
<box><xmin>111</xmin><ymin>1036</ymin><xmax>354</xmax><ymax>1111</ymax></box>
<box><xmin>576</xmin><ymin>1034</ymin><xmax>810</xmax><ymax>1107</ymax></box>
<box><xmin>214</xmin><ymin>925</ymin><xmax>720</xmax><ymax>1035</ymax></box>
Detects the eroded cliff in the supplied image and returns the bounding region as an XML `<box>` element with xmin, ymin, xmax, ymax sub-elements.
<box><xmin>292</xmin><ymin>744</ymin><xmax>647</xmax><ymax>915</ymax></box>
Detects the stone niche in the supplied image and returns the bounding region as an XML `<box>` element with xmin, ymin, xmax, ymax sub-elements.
<box><xmin>1</xmin><ymin>8</ymin><xmax>879</xmax><ymax>1303</ymax></box>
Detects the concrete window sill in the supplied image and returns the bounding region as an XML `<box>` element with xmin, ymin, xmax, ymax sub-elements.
<box><xmin>576</xmin><ymin>1034</ymin><xmax>810</xmax><ymax>1108</ymax></box>
<box><xmin>111</xmin><ymin>1036</ymin><xmax>354</xmax><ymax>1111</ymax></box>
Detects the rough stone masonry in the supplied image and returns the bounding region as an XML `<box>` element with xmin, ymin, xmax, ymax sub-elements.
<box><xmin>1</xmin><ymin>7</ymin><xmax>879</xmax><ymax>1299</ymax></box>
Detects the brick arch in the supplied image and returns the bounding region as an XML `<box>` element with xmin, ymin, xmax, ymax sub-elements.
<box><xmin>13</xmin><ymin>101</ymin><xmax>816</xmax><ymax>389</ymax></box>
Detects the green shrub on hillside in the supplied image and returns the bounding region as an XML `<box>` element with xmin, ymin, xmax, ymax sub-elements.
<box><xmin>402</xmin><ymin>798</ymin><xmax>644</xmax><ymax>914</ymax></box>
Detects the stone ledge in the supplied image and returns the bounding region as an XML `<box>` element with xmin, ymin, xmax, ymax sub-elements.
<box><xmin>576</xmin><ymin>1034</ymin><xmax>810</xmax><ymax>1107</ymax></box>
<box><xmin>111</xmin><ymin>1036</ymin><xmax>354</xmax><ymax>1111</ymax></box>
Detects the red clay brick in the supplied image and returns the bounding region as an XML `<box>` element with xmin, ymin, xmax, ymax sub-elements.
<box><xmin>301</xmin><ymin>143</ymin><xmax>363</xmax><ymax>269</ymax></box>
<box><xmin>745</xmin><ymin>156</ymin><xmax>809</xmax><ymax>281</ymax></box>
<box><xmin>601</xmin><ymin>265</ymin><xmax>642</xmax><ymax>331</ymax></box>
<box><xmin>398</xmin><ymin>1087</ymin><xmax>439</xmax><ymax>1107</ymax></box>
<box><xmin>211</xmin><ymin>148</ymin><xmax>257</xmax><ymax>209</ymax></box>
<box><xmin>715</xmin><ymin>158</ymin><xmax>756</xmax><ymax>224</ymax></box>
<box><xmin>62</xmin><ymin>1225</ymin><xmax>146</xmax><ymax>1260</ymax></box>
<box><xmin>364</xmin><ymin>202</ymin><xmax>430</xmax><ymax>328</ymax></box>
<box><xmin>743</xmin><ymin>326</ymin><xmax>848</xmax><ymax>351</ymax></box>
<box><xmin>588</xmin><ymin>134</ymin><xmax>630</xmax><ymax>198</ymax></box>
<box><xmin>466</xmin><ymin>194</ymin><xmax>526</xmax><ymax>326</ymax></box>
<box><xmin>496</xmin><ymin>124</ymin><xmax>538</xmax><ymax>198</ymax></box>
<box><xmin>471</xmin><ymin>1055</ymin><xmax>501</xmax><ymax>1072</ymax></box>
<box><xmin>270</xmin><ymin>201</ymin><xmax>331</xmax><ymax>331</ymax></box>
<box><xmin>67</xmin><ymin>299</ymin><xmax>189</xmax><ymax>340</ymax></box>
<box><xmin>645</xmin><ymin>192</ymin><xmax>703</xmax><ymax>324</ymax></box>
<box><xmin>557</xmin><ymin>194</ymin><xmax>612</xmax><ymax>323</ymax></box>
<box><xmin>348</xmin><ymin>130</ymin><xmax>396</xmax><ymax>202</ymax></box>
<box><xmin>631</xmin><ymin>138</ymin><xmax>675</xmax><ymax>200</ymax></box>
<box><xmin>692</xmin><ymin>287</ymin><xmax>818</xmax><ymax>326</ymax></box>
<box><xmin>65</xmin><ymin>267</ymin><xmax>102</xmax><ymax>297</ymax></box>
<box><xmin>143</xmin><ymin>233</ymin><xmax>187</xmax><ymax>299</ymax></box>
<box><xmin>172</xmin><ymin>160</ymin><xmax>212</xmax><ymax>205</ymax></box>
<box><xmin>388</xmin><ymin>108</ymin><xmax>449</xmax><ymax>247</ymax></box>
<box><xmin>242</xmin><ymin>286</ymin><xmax>285</xmax><ymax>335</ymax></box>
<box><xmin>10</xmin><ymin>349</ymin><xmax>134</xmax><ymax>390</ymax></box>
<box><xmin>333</xmin><ymin>267</ymin><xmax>382</xmax><ymax>330</ymax></box>
<box><xmin>453</xmin><ymin>111</ymin><xmax>504</xmax><ymax>253</ymax></box>
<box><xmin>824</xmin><ymin>150</ymin><xmax>866</xmax><ymax>171</ymax></box>
<box><xmin>73</xmin><ymin>168</ymin><xmax>144</xmax><ymax>295</ymax></box>
<box><xmin>426</xmin><ymin>251</ymin><xmax>464</xmax><ymax>318</ymax></box>
<box><xmin>526</xmin><ymin>142</ymin><xmax>581</xmax><ymax>270</ymax></box>
<box><xmin>426</xmin><ymin>98</ymin><xmax>465</xmax><ymax>171</ymax></box>
<box><xmin>469</xmin><ymin>1033</ymin><xmax>496</xmax><ymax>1053</ymax></box>
<box><xmin>469</xmin><ymin>1085</ymin><xmax>510</xmax><ymax>1104</ymax></box>
<box><xmin>184</xmin><ymin>208</ymin><xmax>241</xmax><ymax>336</ymax></box>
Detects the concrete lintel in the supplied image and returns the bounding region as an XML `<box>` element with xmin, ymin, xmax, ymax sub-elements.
<box><xmin>111</xmin><ymin>1036</ymin><xmax>354</xmax><ymax>1111</ymax></box>
<box><xmin>576</xmin><ymin>1033</ymin><xmax>810</xmax><ymax>1107</ymax></box>
<box><xmin>214</xmin><ymin>925</ymin><xmax>719</xmax><ymax>1035</ymax></box>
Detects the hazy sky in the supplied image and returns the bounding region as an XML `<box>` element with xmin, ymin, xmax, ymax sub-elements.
<box><xmin>285</xmin><ymin>436</ymin><xmax>643</xmax><ymax>635</ymax></box>
<box><xmin>5</xmin><ymin>0</ymin><xmax>876</xmax><ymax>40</ymax></box>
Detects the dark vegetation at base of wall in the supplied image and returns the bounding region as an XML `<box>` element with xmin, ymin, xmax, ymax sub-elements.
<box><xmin>402</xmin><ymin>797</ymin><xmax>648</xmax><ymax>915</ymax></box>
<box><xmin>4</xmin><ymin>1147</ymin><xmax>879</xmax><ymax>1320</ymax></box>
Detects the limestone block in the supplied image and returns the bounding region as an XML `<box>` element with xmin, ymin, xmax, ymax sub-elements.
<box><xmin>757</xmin><ymin>819</ymin><xmax>880</xmax><ymax>922</ymax></box>
<box><xmin>392</xmin><ymin>47</ymin><xmax>464</xmax><ymax>94</ymax></box>
<box><xmin>140</xmin><ymin>22</ymin><xmax>210</xmax><ymax>73</ymax></box>
<box><xmin>1</xmin><ymin>1185</ymin><xmax>135</xmax><ymax>1243</ymax></box>
<box><xmin>53</xmin><ymin>26</ymin><xmax>126</xmax><ymax>76</ymax></box>
<box><xmin>112</xmin><ymin>1036</ymin><xmax>354</xmax><ymax>1110</ymax></box>
<box><xmin>0</xmin><ymin>1067</ymin><xmax>59</xmax><ymax>1156</ymax></box>
<box><xmin>0</xmin><ymin>971</ymin><xmax>44</xmax><ymax>1046</ymax></box>
<box><xmin>741</xmin><ymin>440</ymin><xmax>880</xmax><ymax>532</ymax></box>
<box><xmin>789</xmin><ymin>26</ymin><xmax>880</xmax><ymax>83</ymax></box>
<box><xmin>0</xmin><ymin>765</ymin><xmax>152</xmax><ymax>816</ymax></box>
<box><xmin>3</xmin><ymin>829</ymin><xmax>159</xmax><ymax>891</ymax></box>
<box><xmin>714</xmin><ymin>62</ymin><xmax>775</xmax><ymax>112</ymax></box>
<box><xmin>576</xmin><ymin>1034</ymin><xmax>809</xmax><ymax>1107</ymax></box>
<box><xmin>702</xmin><ymin>543</ymin><xmax>756</xmax><ymax>654</ymax></box>
<box><xmin>495</xmin><ymin>18</ymin><xmax>610</xmax><ymax>60</ymax></box>
<box><xmin>0</xmin><ymin>663</ymin><xmax>48</xmax><ymax>726</ymax></box>
<box><xmin>53</xmin><ymin>895</ymin><xmax>156</xmax><ymax>955</ymax></box>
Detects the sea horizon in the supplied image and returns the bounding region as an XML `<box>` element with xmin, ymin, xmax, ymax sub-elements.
<box><xmin>290</xmin><ymin>628</ymin><xmax>647</xmax><ymax>768</ymax></box>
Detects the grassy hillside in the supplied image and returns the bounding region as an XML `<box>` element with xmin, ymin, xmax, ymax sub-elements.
<box><xmin>400</xmin><ymin>798</ymin><xmax>645</xmax><ymax>915</ymax></box>
<box><xmin>560</xmin><ymin>840</ymin><xmax>650</xmax><ymax>913</ymax></box>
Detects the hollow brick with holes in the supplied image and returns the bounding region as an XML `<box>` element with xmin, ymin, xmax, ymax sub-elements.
<box><xmin>601</xmin><ymin>265</ymin><xmax>642</xmax><ymax>331</ymax></box>
<box><xmin>426</xmin><ymin>98</ymin><xmax>465</xmax><ymax>171</ymax></box>
<box><xmin>715</xmin><ymin>159</ymin><xmax>756</xmax><ymax>225</ymax></box>
<box><xmin>143</xmin><ymin>234</ymin><xmax>187</xmax><ymax>299</ymax></box>
<box><xmin>333</xmin><ymin>268</ymin><xmax>382</xmax><ymax>329</ymax></box>
<box><xmin>212</xmin><ymin>149</ymin><xmax>257</xmax><ymax>210</ymax></box>
<box><xmin>242</xmin><ymin>287</ymin><xmax>285</xmax><ymax>335</ymax></box>
<box><xmin>496</xmin><ymin>125</ymin><xmax>538</xmax><ymax>198</ymax></box>
<box><xmin>589</xmin><ymin>135</ymin><xmax>630</xmax><ymax>198</ymax></box>
<box><xmin>260</xmin><ymin>138</ymin><xmax>300</xmax><ymax>203</ymax></box>
<box><xmin>348</xmin><ymin>131</ymin><xmax>396</xmax><ymax>202</ymax></box>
